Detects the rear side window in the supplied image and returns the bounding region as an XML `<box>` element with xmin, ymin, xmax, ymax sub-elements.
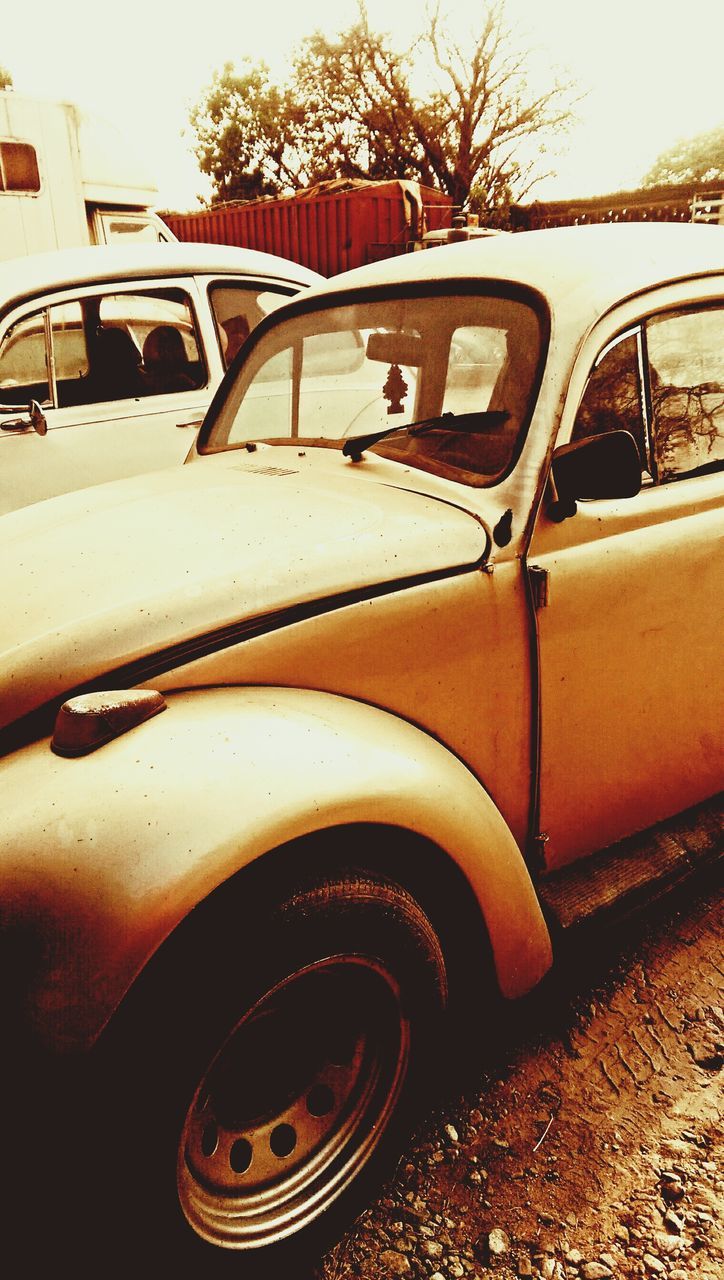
<box><xmin>0</xmin><ymin>140</ymin><xmax>40</xmax><ymax>193</ymax></box>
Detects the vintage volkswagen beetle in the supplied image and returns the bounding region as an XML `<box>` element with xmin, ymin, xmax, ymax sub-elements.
<box><xmin>1</xmin><ymin>223</ymin><xmax>722</xmax><ymax>1269</ymax></box>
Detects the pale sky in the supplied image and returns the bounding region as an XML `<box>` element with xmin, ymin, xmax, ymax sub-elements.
<box><xmin>3</xmin><ymin>0</ymin><xmax>723</xmax><ymax>210</ymax></box>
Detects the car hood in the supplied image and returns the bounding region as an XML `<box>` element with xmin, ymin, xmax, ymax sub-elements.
<box><xmin>1</xmin><ymin>452</ymin><xmax>487</xmax><ymax>733</ymax></box>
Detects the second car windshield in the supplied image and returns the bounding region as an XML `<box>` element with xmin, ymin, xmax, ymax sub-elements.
<box><xmin>203</xmin><ymin>291</ymin><xmax>543</xmax><ymax>484</ymax></box>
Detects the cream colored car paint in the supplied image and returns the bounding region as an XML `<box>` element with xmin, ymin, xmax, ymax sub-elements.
<box><xmin>2</xmin><ymin>222</ymin><xmax>722</xmax><ymax>1059</ymax></box>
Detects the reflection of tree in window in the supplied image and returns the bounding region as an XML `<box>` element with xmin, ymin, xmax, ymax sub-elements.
<box><xmin>647</xmin><ymin>308</ymin><xmax>724</xmax><ymax>482</ymax></box>
<box><xmin>572</xmin><ymin>333</ymin><xmax>647</xmax><ymax>466</ymax></box>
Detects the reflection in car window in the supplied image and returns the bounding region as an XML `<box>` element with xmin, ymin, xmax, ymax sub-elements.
<box><xmin>646</xmin><ymin>306</ymin><xmax>724</xmax><ymax>481</ymax></box>
<box><xmin>571</xmin><ymin>331</ymin><xmax>648</xmax><ymax>470</ymax></box>
<box><xmin>209</xmin><ymin>284</ymin><xmax>295</xmax><ymax>369</ymax></box>
<box><xmin>205</xmin><ymin>293</ymin><xmax>543</xmax><ymax>486</ymax></box>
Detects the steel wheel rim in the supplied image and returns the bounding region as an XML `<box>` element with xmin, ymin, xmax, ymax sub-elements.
<box><xmin>177</xmin><ymin>954</ymin><xmax>410</xmax><ymax>1250</ymax></box>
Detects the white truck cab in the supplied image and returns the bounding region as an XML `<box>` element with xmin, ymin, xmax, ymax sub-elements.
<box><xmin>0</xmin><ymin>90</ymin><xmax>173</xmax><ymax>259</ymax></box>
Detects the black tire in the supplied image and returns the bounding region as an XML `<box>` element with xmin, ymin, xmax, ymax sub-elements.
<box><xmin>82</xmin><ymin>870</ymin><xmax>448</xmax><ymax>1274</ymax></box>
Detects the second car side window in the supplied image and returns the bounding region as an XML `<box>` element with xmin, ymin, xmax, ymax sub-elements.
<box><xmin>210</xmin><ymin>284</ymin><xmax>295</xmax><ymax>369</ymax></box>
<box><xmin>646</xmin><ymin>306</ymin><xmax>724</xmax><ymax>482</ymax></box>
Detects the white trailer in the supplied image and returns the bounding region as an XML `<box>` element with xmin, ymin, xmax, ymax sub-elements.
<box><xmin>0</xmin><ymin>91</ymin><xmax>174</xmax><ymax>260</ymax></box>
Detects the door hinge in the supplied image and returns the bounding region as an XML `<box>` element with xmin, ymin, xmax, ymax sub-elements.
<box><xmin>529</xmin><ymin>564</ymin><xmax>550</xmax><ymax>609</ymax></box>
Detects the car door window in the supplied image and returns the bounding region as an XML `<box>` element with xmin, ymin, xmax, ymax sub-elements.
<box><xmin>571</xmin><ymin>330</ymin><xmax>649</xmax><ymax>471</ymax></box>
<box><xmin>0</xmin><ymin>312</ymin><xmax>50</xmax><ymax>404</ymax></box>
<box><xmin>209</xmin><ymin>283</ymin><xmax>295</xmax><ymax>369</ymax></box>
<box><xmin>1</xmin><ymin>287</ymin><xmax>207</xmax><ymax>412</ymax></box>
<box><xmin>646</xmin><ymin>306</ymin><xmax>724</xmax><ymax>481</ymax></box>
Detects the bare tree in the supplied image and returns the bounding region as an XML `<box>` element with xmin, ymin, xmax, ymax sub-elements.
<box><xmin>189</xmin><ymin>2</ymin><xmax>576</xmax><ymax>212</ymax></box>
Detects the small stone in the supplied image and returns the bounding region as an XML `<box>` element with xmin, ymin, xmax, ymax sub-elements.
<box><xmin>449</xmin><ymin>1265</ymin><xmax>465</xmax><ymax>1279</ymax></box>
<box><xmin>430</xmin><ymin>1150</ymin><xmax>445</xmax><ymax>1164</ymax></box>
<box><xmin>378</xmin><ymin>1250</ymin><xmax>411</xmax><ymax>1276</ymax></box>
<box><xmin>444</xmin><ymin>1123</ymin><xmax>460</xmax><ymax>1144</ymax></box>
<box><xmin>664</xmin><ymin>1210</ymin><xmax>684</xmax><ymax>1234</ymax></box>
<box><xmin>614</xmin><ymin>1226</ymin><xmax>630</xmax><ymax>1246</ymax></box>
<box><xmin>468</xmin><ymin>1171</ymin><xmax>483</xmax><ymax>1185</ymax></box>
<box><xmin>566</xmin><ymin>1249</ymin><xmax>584</xmax><ymax>1265</ymax></box>
<box><xmin>654</xmin><ymin>1232</ymin><xmax>681</xmax><ymax>1255</ymax></box>
<box><xmin>517</xmin><ymin>1256</ymin><xmax>533</xmax><ymax>1277</ymax></box>
<box><xmin>492</xmin><ymin>1138</ymin><xmax>510</xmax><ymax>1150</ymax></box>
<box><xmin>488</xmin><ymin>1227</ymin><xmax>511</xmax><ymax>1257</ymax></box>
<box><xmin>580</xmin><ymin>1265</ymin><xmax>612</xmax><ymax>1280</ymax></box>
<box><xmin>642</xmin><ymin>1256</ymin><xmax>666</xmax><ymax>1275</ymax></box>
<box><xmin>394</xmin><ymin>1237</ymin><xmax>414</xmax><ymax>1253</ymax></box>
<box><xmin>661</xmin><ymin>1180</ymin><xmax>685</xmax><ymax>1204</ymax></box>
<box><xmin>469</xmin><ymin>1109</ymin><xmax>484</xmax><ymax>1125</ymax></box>
<box><xmin>599</xmin><ymin>1255</ymin><xmax>616</xmax><ymax>1269</ymax></box>
<box><xmin>423</xmin><ymin>1240</ymin><xmax>444</xmax><ymax>1259</ymax></box>
<box><xmin>669</xmin><ymin>1272</ymin><xmax>688</xmax><ymax>1280</ymax></box>
<box><xmin>430</xmin><ymin>1274</ymin><xmax>445</xmax><ymax>1280</ymax></box>
<box><xmin>541</xmin><ymin>1257</ymin><xmax>556</xmax><ymax>1278</ymax></box>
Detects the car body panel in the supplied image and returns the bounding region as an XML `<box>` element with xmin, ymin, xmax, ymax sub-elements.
<box><xmin>2</xmin><ymin>686</ymin><xmax>552</xmax><ymax>1050</ymax></box>
<box><xmin>0</xmin><ymin>453</ymin><xmax>487</xmax><ymax>730</ymax></box>
<box><xmin>530</xmin><ymin>475</ymin><xmax>723</xmax><ymax>865</ymax></box>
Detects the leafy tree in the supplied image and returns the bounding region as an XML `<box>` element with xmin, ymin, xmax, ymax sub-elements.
<box><xmin>189</xmin><ymin>2</ymin><xmax>575</xmax><ymax>211</ymax></box>
<box><xmin>189</xmin><ymin>61</ymin><xmax>307</xmax><ymax>203</ymax></box>
<box><xmin>642</xmin><ymin>126</ymin><xmax>724</xmax><ymax>187</ymax></box>
<box><xmin>0</xmin><ymin>66</ymin><xmax>13</xmax><ymax>90</ymax></box>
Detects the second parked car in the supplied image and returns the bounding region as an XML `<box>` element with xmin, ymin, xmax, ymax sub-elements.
<box><xmin>0</xmin><ymin>242</ymin><xmax>320</xmax><ymax>514</ymax></box>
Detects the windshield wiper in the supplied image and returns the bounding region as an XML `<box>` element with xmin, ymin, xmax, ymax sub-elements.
<box><xmin>341</xmin><ymin>410</ymin><xmax>510</xmax><ymax>461</ymax></box>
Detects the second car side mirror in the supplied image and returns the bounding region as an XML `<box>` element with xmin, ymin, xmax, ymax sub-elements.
<box><xmin>548</xmin><ymin>430</ymin><xmax>641</xmax><ymax>521</ymax></box>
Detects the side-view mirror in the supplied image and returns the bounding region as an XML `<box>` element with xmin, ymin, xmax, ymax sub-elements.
<box><xmin>548</xmin><ymin>430</ymin><xmax>641</xmax><ymax>521</ymax></box>
<box><xmin>0</xmin><ymin>399</ymin><xmax>48</xmax><ymax>437</ymax></box>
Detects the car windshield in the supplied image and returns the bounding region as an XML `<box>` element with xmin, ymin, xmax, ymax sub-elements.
<box><xmin>203</xmin><ymin>291</ymin><xmax>543</xmax><ymax>484</ymax></box>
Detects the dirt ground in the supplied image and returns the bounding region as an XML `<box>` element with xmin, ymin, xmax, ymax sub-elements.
<box><xmin>316</xmin><ymin>871</ymin><xmax>723</xmax><ymax>1280</ymax></box>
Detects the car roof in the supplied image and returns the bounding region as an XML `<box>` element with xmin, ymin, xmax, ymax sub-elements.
<box><xmin>0</xmin><ymin>242</ymin><xmax>321</xmax><ymax>315</ymax></box>
<box><xmin>302</xmin><ymin>223</ymin><xmax>724</xmax><ymax>328</ymax></box>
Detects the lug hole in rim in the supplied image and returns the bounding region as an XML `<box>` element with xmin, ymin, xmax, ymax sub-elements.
<box><xmin>201</xmin><ymin>1123</ymin><xmax>218</xmax><ymax>1158</ymax></box>
<box><xmin>269</xmin><ymin>1124</ymin><xmax>297</xmax><ymax>1158</ymax></box>
<box><xmin>229</xmin><ymin>1138</ymin><xmax>253</xmax><ymax>1174</ymax></box>
<box><xmin>306</xmin><ymin>1083</ymin><xmax>335</xmax><ymax>1117</ymax></box>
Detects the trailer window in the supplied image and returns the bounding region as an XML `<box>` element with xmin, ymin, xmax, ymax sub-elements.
<box><xmin>0</xmin><ymin>140</ymin><xmax>40</xmax><ymax>193</ymax></box>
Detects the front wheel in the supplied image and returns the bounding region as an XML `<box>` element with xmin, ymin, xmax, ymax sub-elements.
<box><xmin>96</xmin><ymin>871</ymin><xmax>448</xmax><ymax>1271</ymax></box>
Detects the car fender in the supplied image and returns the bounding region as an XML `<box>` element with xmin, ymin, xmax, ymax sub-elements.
<box><xmin>2</xmin><ymin>686</ymin><xmax>552</xmax><ymax>1051</ymax></box>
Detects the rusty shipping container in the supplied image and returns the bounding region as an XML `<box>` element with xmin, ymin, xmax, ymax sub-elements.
<box><xmin>163</xmin><ymin>181</ymin><xmax>453</xmax><ymax>276</ymax></box>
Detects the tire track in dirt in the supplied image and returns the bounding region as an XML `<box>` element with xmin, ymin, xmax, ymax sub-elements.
<box><xmin>319</xmin><ymin>874</ymin><xmax>722</xmax><ymax>1280</ymax></box>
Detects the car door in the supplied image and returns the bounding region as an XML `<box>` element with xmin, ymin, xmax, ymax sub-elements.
<box><xmin>0</xmin><ymin>277</ymin><xmax>217</xmax><ymax>514</ymax></box>
<box><xmin>527</xmin><ymin>291</ymin><xmax>724</xmax><ymax>871</ymax></box>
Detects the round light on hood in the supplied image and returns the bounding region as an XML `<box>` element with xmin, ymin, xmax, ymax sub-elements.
<box><xmin>51</xmin><ymin>689</ymin><xmax>166</xmax><ymax>757</ymax></box>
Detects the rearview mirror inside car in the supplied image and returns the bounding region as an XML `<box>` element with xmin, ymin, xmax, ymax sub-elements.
<box><xmin>366</xmin><ymin>331</ymin><xmax>424</xmax><ymax>367</ymax></box>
